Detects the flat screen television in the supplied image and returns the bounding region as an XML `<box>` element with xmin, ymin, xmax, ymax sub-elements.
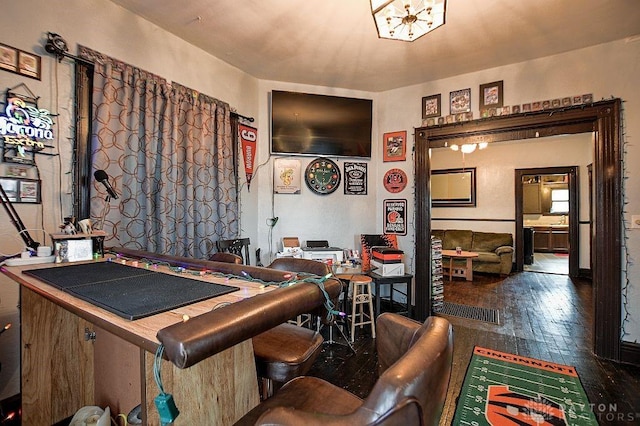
<box><xmin>270</xmin><ymin>90</ymin><xmax>373</xmax><ymax>158</ymax></box>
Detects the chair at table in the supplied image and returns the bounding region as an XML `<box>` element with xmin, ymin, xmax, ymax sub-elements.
<box><xmin>208</xmin><ymin>252</ymin><xmax>243</xmax><ymax>264</ymax></box>
<box><xmin>216</xmin><ymin>237</ymin><xmax>251</xmax><ymax>264</ymax></box>
<box><xmin>268</xmin><ymin>257</ymin><xmax>332</xmax><ymax>327</ymax></box>
<box><xmin>251</xmin><ymin>258</ymin><xmax>330</xmax><ymax>399</ymax></box>
<box><xmin>235</xmin><ymin>313</ymin><xmax>454</xmax><ymax>426</ymax></box>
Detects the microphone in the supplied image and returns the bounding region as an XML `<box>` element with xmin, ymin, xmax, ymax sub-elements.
<box><xmin>94</xmin><ymin>170</ymin><xmax>119</xmax><ymax>199</ymax></box>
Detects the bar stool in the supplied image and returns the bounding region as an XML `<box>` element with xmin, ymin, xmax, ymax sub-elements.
<box><xmin>252</xmin><ymin>324</ymin><xmax>323</xmax><ymax>399</ymax></box>
<box><xmin>349</xmin><ymin>274</ymin><xmax>376</xmax><ymax>342</ymax></box>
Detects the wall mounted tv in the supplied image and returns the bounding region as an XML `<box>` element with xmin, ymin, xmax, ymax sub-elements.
<box><xmin>270</xmin><ymin>90</ymin><xmax>373</xmax><ymax>158</ymax></box>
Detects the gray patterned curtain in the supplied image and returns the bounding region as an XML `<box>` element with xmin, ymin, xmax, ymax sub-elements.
<box><xmin>79</xmin><ymin>46</ymin><xmax>238</xmax><ymax>258</ymax></box>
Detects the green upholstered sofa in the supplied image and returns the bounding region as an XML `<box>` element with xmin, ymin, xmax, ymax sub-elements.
<box><xmin>432</xmin><ymin>229</ymin><xmax>514</xmax><ymax>276</ymax></box>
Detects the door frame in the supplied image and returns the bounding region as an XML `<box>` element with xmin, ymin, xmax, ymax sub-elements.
<box><xmin>414</xmin><ymin>99</ymin><xmax>622</xmax><ymax>361</ymax></box>
<box><xmin>515</xmin><ymin>166</ymin><xmax>579</xmax><ymax>276</ymax></box>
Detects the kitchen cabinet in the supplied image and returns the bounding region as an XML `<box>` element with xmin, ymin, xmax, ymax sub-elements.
<box><xmin>522</xmin><ymin>177</ymin><xmax>568</xmax><ymax>214</ymax></box>
<box><xmin>532</xmin><ymin>226</ymin><xmax>569</xmax><ymax>253</ymax></box>
<box><xmin>523</xmin><ymin>183</ymin><xmax>541</xmax><ymax>214</ymax></box>
<box><xmin>550</xmin><ymin>229</ymin><xmax>569</xmax><ymax>252</ymax></box>
<box><xmin>533</xmin><ymin>227</ymin><xmax>551</xmax><ymax>250</ymax></box>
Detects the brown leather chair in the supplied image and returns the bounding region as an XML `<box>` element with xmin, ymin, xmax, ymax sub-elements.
<box><xmin>251</xmin><ymin>258</ymin><xmax>331</xmax><ymax>399</ymax></box>
<box><xmin>208</xmin><ymin>252</ymin><xmax>243</xmax><ymax>264</ymax></box>
<box><xmin>236</xmin><ymin>313</ymin><xmax>454</xmax><ymax>425</ymax></box>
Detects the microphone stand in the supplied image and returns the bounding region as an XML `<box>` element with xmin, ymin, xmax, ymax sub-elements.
<box><xmin>0</xmin><ymin>183</ymin><xmax>40</xmax><ymax>251</ymax></box>
<box><xmin>94</xmin><ymin>194</ymin><xmax>111</xmax><ymax>257</ymax></box>
<box><xmin>97</xmin><ymin>194</ymin><xmax>111</xmax><ymax>231</ymax></box>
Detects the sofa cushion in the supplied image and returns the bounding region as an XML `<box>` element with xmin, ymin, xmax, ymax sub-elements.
<box><xmin>441</xmin><ymin>229</ymin><xmax>473</xmax><ymax>251</ymax></box>
<box><xmin>472</xmin><ymin>231</ymin><xmax>513</xmax><ymax>253</ymax></box>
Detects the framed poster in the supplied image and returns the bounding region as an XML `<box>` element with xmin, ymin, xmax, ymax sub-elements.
<box><xmin>274</xmin><ymin>158</ymin><xmax>301</xmax><ymax>194</ymax></box>
<box><xmin>0</xmin><ymin>177</ymin><xmax>41</xmax><ymax>203</ymax></box>
<box><xmin>383</xmin><ymin>131</ymin><xmax>406</xmax><ymax>162</ymax></box>
<box><xmin>422</xmin><ymin>94</ymin><xmax>441</xmax><ymax>119</ymax></box>
<box><xmin>0</xmin><ymin>44</ymin><xmax>18</xmax><ymax>72</ymax></box>
<box><xmin>479</xmin><ymin>80</ymin><xmax>503</xmax><ymax>111</ymax></box>
<box><xmin>17</xmin><ymin>51</ymin><xmax>41</xmax><ymax>80</ymax></box>
<box><xmin>383</xmin><ymin>199</ymin><xmax>407</xmax><ymax>235</ymax></box>
<box><xmin>344</xmin><ymin>162</ymin><xmax>367</xmax><ymax>195</ymax></box>
<box><xmin>450</xmin><ymin>88</ymin><xmax>471</xmax><ymax>114</ymax></box>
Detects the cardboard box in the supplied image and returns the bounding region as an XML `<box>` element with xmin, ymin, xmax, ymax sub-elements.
<box><xmin>371</xmin><ymin>259</ymin><xmax>405</xmax><ymax>276</ymax></box>
<box><xmin>372</xmin><ymin>247</ymin><xmax>403</xmax><ymax>263</ymax></box>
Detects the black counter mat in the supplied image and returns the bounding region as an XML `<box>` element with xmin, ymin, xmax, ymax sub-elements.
<box><xmin>23</xmin><ymin>262</ymin><xmax>239</xmax><ymax>320</ymax></box>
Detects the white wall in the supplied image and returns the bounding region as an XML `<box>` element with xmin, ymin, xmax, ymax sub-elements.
<box><xmin>379</xmin><ymin>38</ymin><xmax>640</xmax><ymax>342</ymax></box>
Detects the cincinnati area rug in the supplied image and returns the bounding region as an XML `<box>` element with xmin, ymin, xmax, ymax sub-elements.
<box><xmin>453</xmin><ymin>347</ymin><xmax>598</xmax><ymax>425</ymax></box>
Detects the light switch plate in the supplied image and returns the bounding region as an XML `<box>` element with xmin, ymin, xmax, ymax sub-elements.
<box><xmin>632</xmin><ymin>215</ymin><xmax>640</xmax><ymax>229</ymax></box>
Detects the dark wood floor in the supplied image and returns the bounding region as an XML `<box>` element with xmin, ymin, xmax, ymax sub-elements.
<box><xmin>308</xmin><ymin>271</ymin><xmax>640</xmax><ymax>425</ymax></box>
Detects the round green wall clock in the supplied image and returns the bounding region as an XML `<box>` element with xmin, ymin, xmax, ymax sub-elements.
<box><xmin>305</xmin><ymin>157</ymin><xmax>341</xmax><ymax>195</ymax></box>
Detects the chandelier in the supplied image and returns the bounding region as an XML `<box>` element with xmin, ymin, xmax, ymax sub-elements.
<box><xmin>370</xmin><ymin>0</ymin><xmax>447</xmax><ymax>42</ymax></box>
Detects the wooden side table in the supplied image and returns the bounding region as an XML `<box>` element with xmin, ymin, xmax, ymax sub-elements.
<box><xmin>441</xmin><ymin>249</ymin><xmax>479</xmax><ymax>282</ymax></box>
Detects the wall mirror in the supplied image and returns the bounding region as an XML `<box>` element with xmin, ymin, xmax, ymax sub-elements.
<box><xmin>431</xmin><ymin>167</ymin><xmax>476</xmax><ymax>207</ymax></box>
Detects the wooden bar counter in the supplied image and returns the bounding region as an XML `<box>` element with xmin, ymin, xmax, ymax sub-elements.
<box><xmin>1</xmin><ymin>254</ymin><xmax>339</xmax><ymax>425</ymax></box>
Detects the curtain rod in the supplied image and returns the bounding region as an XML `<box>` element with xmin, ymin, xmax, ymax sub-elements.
<box><xmin>231</xmin><ymin>111</ymin><xmax>254</xmax><ymax>123</ymax></box>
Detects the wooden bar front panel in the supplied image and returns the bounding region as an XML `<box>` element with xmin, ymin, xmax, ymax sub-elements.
<box><xmin>21</xmin><ymin>287</ymin><xmax>95</xmax><ymax>425</ymax></box>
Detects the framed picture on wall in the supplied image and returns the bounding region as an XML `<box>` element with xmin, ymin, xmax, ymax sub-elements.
<box><xmin>450</xmin><ymin>88</ymin><xmax>471</xmax><ymax>114</ymax></box>
<box><xmin>383</xmin><ymin>130</ymin><xmax>407</xmax><ymax>162</ymax></box>
<box><xmin>422</xmin><ymin>94</ymin><xmax>441</xmax><ymax>119</ymax></box>
<box><xmin>0</xmin><ymin>44</ymin><xmax>18</xmax><ymax>72</ymax></box>
<box><xmin>273</xmin><ymin>158</ymin><xmax>301</xmax><ymax>194</ymax></box>
<box><xmin>479</xmin><ymin>80</ymin><xmax>503</xmax><ymax>110</ymax></box>
<box><xmin>383</xmin><ymin>199</ymin><xmax>407</xmax><ymax>235</ymax></box>
<box><xmin>17</xmin><ymin>51</ymin><xmax>41</xmax><ymax>80</ymax></box>
<box><xmin>344</xmin><ymin>162</ymin><xmax>367</xmax><ymax>195</ymax></box>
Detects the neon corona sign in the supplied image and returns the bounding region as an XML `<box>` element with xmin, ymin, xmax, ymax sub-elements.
<box><xmin>0</xmin><ymin>96</ymin><xmax>54</xmax><ymax>163</ymax></box>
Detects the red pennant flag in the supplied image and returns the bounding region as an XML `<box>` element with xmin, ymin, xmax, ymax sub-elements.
<box><xmin>239</xmin><ymin>124</ymin><xmax>257</xmax><ymax>191</ymax></box>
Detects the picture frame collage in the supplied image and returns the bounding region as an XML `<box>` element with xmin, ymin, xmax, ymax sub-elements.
<box><xmin>0</xmin><ymin>177</ymin><xmax>41</xmax><ymax>203</ymax></box>
<box><xmin>0</xmin><ymin>43</ymin><xmax>41</xmax><ymax>80</ymax></box>
<box><xmin>421</xmin><ymin>80</ymin><xmax>594</xmax><ymax>126</ymax></box>
<box><xmin>380</xmin><ymin>130</ymin><xmax>409</xmax><ymax>234</ymax></box>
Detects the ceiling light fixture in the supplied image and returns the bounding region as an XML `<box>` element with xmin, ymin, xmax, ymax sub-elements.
<box><xmin>450</xmin><ymin>142</ymin><xmax>488</xmax><ymax>154</ymax></box>
<box><xmin>370</xmin><ymin>0</ymin><xmax>447</xmax><ymax>42</ymax></box>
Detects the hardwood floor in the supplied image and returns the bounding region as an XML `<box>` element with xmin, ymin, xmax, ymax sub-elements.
<box><xmin>309</xmin><ymin>271</ymin><xmax>640</xmax><ymax>425</ymax></box>
<box><xmin>524</xmin><ymin>252</ymin><xmax>569</xmax><ymax>274</ymax></box>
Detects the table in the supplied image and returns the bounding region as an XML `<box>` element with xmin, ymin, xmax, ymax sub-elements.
<box><xmin>1</xmin><ymin>256</ymin><xmax>329</xmax><ymax>425</ymax></box>
<box><xmin>366</xmin><ymin>272</ymin><xmax>414</xmax><ymax>318</ymax></box>
<box><xmin>441</xmin><ymin>249</ymin><xmax>479</xmax><ymax>282</ymax></box>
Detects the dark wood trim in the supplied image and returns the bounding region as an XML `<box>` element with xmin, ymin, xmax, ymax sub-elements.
<box><xmin>514</xmin><ymin>166</ymin><xmax>579</xmax><ymax>276</ymax></box>
<box><xmin>73</xmin><ymin>60</ymin><xmax>94</xmax><ymax>221</ymax></box>
<box><xmin>579</xmin><ymin>268</ymin><xmax>592</xmax><ymax>280</ymax></box>
<box><xmin>415</xmin><ymin>99</ymin><xmax>622</xmax><ymax>361</ymax></box>
<box><xmin>621</xmin><ymin>341</ymin><xmax>640</xmax><ymax>365</ymax></box>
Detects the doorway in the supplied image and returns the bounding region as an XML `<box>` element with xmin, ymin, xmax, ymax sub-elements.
<box><xmin>515</xmin><ymin>167</ymin><xmax>579</xmax><ymax>277</ymax></box>
<box><xmin>415</xmin><ymin>99</ymin><xmax>622</xmax><ymax>361</ymax></box>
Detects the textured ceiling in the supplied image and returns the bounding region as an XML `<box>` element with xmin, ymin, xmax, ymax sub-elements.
<box><xmin>109</xmin><ymin>0</ymin><xmax>640</xmax><ymax>92</ymax></box>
